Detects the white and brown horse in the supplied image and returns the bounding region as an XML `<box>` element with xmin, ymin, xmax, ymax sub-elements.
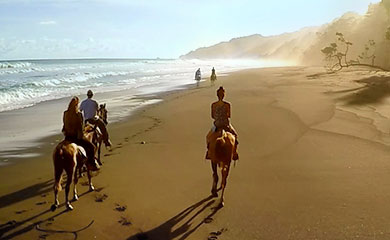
<box><xmin>208</xmin><ymin>129</ymin><xmax>236</xmax><ymax>207</ymax></box>
<box><xmin>51</xmin><ymin>140</ymin><xmax>95</xmax><ymax>211</ymax></box>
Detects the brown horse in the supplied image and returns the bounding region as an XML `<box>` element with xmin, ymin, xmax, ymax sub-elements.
<box><xmin>209</xmin><ymin>129</ymin><xmax>236</xmax><ymax>207</ymax></box>
<box><xmin>98</xmin><ymin>103</ymin><xmax>108</xmax><ymax>124</ymax></box>
<box><xmin>51</xmin><ymin>140</ymin><xmax>95</xmax><ymax>211</ymax></box>
<box><xmin>84</xmin><ymin>122</ymin><xmax>103</xmax><ymax>165</ymax></box>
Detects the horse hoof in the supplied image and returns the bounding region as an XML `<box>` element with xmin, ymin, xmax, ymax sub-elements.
<box><xmin>50</xmin><ymin>204</ymin><xmax>58</xmax><ymax>212</ymax></box>
<box><xmin>218</xmin><ymin>201</ymin><xmax>224</xmax><ymax>208</ymax></box>
<box><xmin>89</xmin><ymin>185</ymin><xmax>95</xmax><ymax>192</ymax></box>
<box><xmin>72</xmin><ymin>195</ymin><xmax>79</xmax><ymax>201</ymax></box>
<box><xmin>66</xmin><ymin>203</ymin><xmax>74</xmax><ymax>211</ymax></box>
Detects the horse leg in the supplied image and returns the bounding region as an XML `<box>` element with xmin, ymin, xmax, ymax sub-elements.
<box><xmin>87</xmin><ymin>169</ymin><xmax>95</xmax><ymax>192</ymax></box>
<box><xmin>219</xmin><ymin>163</ymin><xmax>231</xmax><ymax>208</ymax></box>
<box><xmin>51</xmin><ymin>164</ymin><xmax>63</xmax><ymax>212</ymax></box>
<box><xmin>211</xmin><ymin>162</ymin><xmax>218</xmax><ymax>197</ymax></box>
<box><xmin>97</xmin><ymin>142</ymin><xmax>102</xmax><ymax>165</ymax></box>
<box><xmin>64</xmin><ymin>166</ymin><xmax>75</xmax><ymax>210</ymax></box>
<box><xmin>72</xmin><ymin>167</ymin><xmax>79</xmax><ymax>201</ymax></box>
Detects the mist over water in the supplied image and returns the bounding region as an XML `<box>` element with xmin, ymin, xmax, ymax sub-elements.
<box><xmin>0</xmin><ymin>58</ymin><xmax>268</xmax><ymax>113</ymax></box>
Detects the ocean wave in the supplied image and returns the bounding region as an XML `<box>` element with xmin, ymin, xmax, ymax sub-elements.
<box><xmin>0</xmin><ymin>61</ymin><xmax>33</xmax><ymax>69</ymax></box>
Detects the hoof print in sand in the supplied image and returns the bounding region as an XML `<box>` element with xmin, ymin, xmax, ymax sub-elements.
<box><xmin>15</xmin><ymin>209</ymin><xmax>27</xmax><ymax>214</ymax></box>
<box><xmin>204</xmin><ymin>217</ymin><xmax>214</xmax><ymax>224</ymax></box>
<box><xmin>114</xmin><ymin>203</ymin><xmax>127</xmax><ymax>212</ymax></box>
<box><xmin>36</xmin><ymin>201</ymin><xmax>47</xmax><ymax>206</ymax></box>
<box><xmin>118</xmin><ymin>216</ymin><xmax>131</xmax><ymax>226</ymax></box>
<box><xmin>95</xmin><ymin>193</ymin><xmax>108</xmax><ymax>202</ymax></box>
<box><xmin>39</xmin><ymin>234</ymin><xmax>49</xmax><ymax>239</ymax></box>
<box><xmin>208</xmin><ymin>228</ymin><xmax>227</xmax><ymax>240</ymax></box>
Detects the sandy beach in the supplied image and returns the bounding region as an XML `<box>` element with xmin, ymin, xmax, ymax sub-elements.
<box><xmin>2</xmin><ymin>66</ymin><xmax>390</xmax><ymax>240</ymax></box>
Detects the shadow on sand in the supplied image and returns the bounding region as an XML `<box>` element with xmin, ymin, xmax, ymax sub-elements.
<box><xmin>0</xmin><ymin>183</ymin><xmax>92</xmax><ymax>240</ymax></box>
<box><xmin>0</xmin><ymin>179</ymin><xmax>53</xmax><ymax>209</ymax></box>
<box><xmin>127</xmin><ymin>194</ymin><xmax>222</xmax><ymax>240</ymax></box>
<box><xmin>331</xmin><ymin>76</ymin><xmax>390</xmax><ymax>105</ymax></box>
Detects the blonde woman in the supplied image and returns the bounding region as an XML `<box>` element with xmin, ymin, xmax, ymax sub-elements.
<box><xmin>62</xmin><ymin>96</ymin><xmax>99</xmax><ymax>171</ymax></box>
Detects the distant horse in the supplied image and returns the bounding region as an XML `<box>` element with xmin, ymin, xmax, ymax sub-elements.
<box><xmin>210</xmin><ymin>73</ymin><xmax>217</xmax><ymax>82</ymax></box>
<box><xmin>51</xmin><ymin>140</ymin><xmax>95</xmax><ymax>211</ymax></box>
<box><xmin>209</xmin><ymin>129</ymin><xmax>236</xmax><ymax>207</ymax></box>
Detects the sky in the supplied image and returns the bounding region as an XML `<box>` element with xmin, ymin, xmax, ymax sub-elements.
<box><xmin>0</xmin><ymin>0</ymin><xmax>381</xmax><ymax>60</ymax></box>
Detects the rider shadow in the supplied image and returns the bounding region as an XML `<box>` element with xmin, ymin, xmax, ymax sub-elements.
<box><xmin>127</xmin><ymin>191</ymin><xmax>223</xmax><ymax>240</ymax></box>
<box><xmin>0</xmin><ymin>184</ymin><xmax>92</xmax><ymax>240</ymax></box>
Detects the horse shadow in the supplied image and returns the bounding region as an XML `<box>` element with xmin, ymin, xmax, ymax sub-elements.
<box><xmin>0</xmin><ymin>181</ymin><xmax>92</xmax><ymax>240</ymax></box>
<box><xmin>0</xmin><ymin>179</ymin><xmax>53</xmax><ymax>209</ymax></box>
<box><xmin>127</xmin><ymin>193</ymin><xmax>222</xmax><ymax>240</ymax></box>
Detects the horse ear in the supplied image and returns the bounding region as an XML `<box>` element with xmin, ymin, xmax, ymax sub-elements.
<box><xmin>103</xmin><ymin>103</ymin><xmax>106</xmax><ymax>107</ymax></box>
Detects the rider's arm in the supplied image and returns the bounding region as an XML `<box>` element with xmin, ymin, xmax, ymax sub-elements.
<box><xmin>211</xmin><ymin>103</ymin><xmax>216</xmax><ymax>119</ymax></box>
<box><xmin>227</xmin><ymin>103</ymin><xmax>231</xmax><ymax>118</ymax></box>
<box><xmin>76</xmin><ymin>112</ymin><xmax>84</xmax><ymax>139</ymax></box>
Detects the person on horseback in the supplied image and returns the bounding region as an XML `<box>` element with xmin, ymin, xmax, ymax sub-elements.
<box><xmin>195</xmin><ymin>68</ymin><xmax>201</xmax><ymax>80</ymax></box>
<box><xmin>210</xmin><ymin>67</ymin><xmax>217</xmax><ymax>82</ymax></box>
<box><xmin>206</xmin><ymin>86</ymin><xmax>239</xmax><ymax>160</ymax></box>
<box><xmin>62</xmin><ymin>96</ymin><xmax>100</xmax><ymax>171</ymax></box>
<box><xmin>79</xmin><ymin>90</ymin><xmax>112</xmax><ymax>148</ymax></box>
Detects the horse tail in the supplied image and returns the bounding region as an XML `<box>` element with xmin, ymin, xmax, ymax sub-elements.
<box><xmin>53</xmin><ymin>145</ymin><xmax>64</xmax><ymax>192</ymax></box>
<box><xmin>215</xmin><ymin>130</ymin><xmax>227</xmax><ymax>167</ymax></box>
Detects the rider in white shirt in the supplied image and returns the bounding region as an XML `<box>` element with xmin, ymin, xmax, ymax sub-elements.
<box><xmin>80</xmin><ymin>90</ymin><xmax>112</xmax><ymax>148</ymax></box>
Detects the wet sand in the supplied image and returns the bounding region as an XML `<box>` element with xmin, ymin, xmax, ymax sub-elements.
<box><xmin>2</xmin><ymin>66</ymin><xmax>390</xmax><ymax>239</ymax></box>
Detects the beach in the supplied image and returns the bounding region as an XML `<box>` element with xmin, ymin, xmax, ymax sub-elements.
<box><xmin>2</xmin><ymin>66</ymin><xmax>390</xmax><ymax>240</ymax></box>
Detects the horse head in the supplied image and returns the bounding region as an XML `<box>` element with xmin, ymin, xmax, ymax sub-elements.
<box><xmin>98</xmin><ymin>103</ymin><xmax>108</xmax><ymax>124</ymax></box>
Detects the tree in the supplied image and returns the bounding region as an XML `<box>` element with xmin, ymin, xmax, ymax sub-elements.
<box><xmin>321</xmin><ymin>32</ymin><xmax>389</xmax><ymax>72</ymax></box>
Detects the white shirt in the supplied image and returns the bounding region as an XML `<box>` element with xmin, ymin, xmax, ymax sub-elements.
<box><xmin>80</xmin><ymin>98</ymin><xmax>98</xmax><ymax>120</ymax></box>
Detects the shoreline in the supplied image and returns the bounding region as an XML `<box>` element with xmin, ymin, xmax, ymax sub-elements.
<box><xmin>2</xmin><ymin>66</ymin><xmax>390</xmax><ymax>239</ymax></box>
<box><xmin>0</xmin><ymin>77</ymin><xmax>209</xmax><ymax>163</ymax></box>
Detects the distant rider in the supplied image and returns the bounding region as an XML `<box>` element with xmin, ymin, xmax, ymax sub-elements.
<box><xmin>79</xmin><ymin>90</ymin><xmax>112</xmax><ymax>148</ymax></box>
<box><xmin>195</xmin><ymin>68</ymin><xmax>201</xmax><ymax>80</ymax></box>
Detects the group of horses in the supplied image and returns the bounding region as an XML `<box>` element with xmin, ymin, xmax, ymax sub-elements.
<box><xmin>51</xmin><ymin>102</ymin><xmax>237</xmax><ymax>211</ymax></box>
<box><xmin>51</xmin><ymin>104</ymin><xmax>107</xmax><ymax>211</ymax></box>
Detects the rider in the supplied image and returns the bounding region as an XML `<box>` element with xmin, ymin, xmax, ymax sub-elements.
<box><xmin>79</xmin><ymin>90</ymin><xmax>112</xmax><ymax>148</ymax></box>
<box><xmin>205</xmin><ymin>86</ymin><xmax>239</xmax><ymax>160</ymax></box>
<box><xmin>195</xmin><ymin>68</ymin><xmax>201</xmax><ymax>80</ymax></box>
<box><xmin>62</xmin><ymin>96</ymin><xmax>100</xmax><ymax>171</ymax></box>
<box><xmin>211</xmin><ymin>67</ymin><xmax>217</xmax><ymax>80</ymax></box>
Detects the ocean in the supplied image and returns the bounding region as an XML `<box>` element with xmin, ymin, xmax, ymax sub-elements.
<box><xmin>0</xmin><ymin>58</ymin><xmax>270</xmax><ymax>162</ymax></box>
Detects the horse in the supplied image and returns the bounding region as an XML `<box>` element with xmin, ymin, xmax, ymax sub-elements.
<box><xmin>208</xmin><ymin>129</ymin><xmax>236</xmax><ymax>208</ymax></box>
<box><xmin>98</xmin><ymin>103</ymin><xmax>108</xmax><ymax>125</ymax></box>
<box><xmin>84</xmin><ymin>123</ymin><xmax>103</xmax><ymax>165</ymax></box>
<box><xmin>84</xmin><ymin>103</ymin><xmax>108</xmax><ymax>165</ymax></box>
<box><xmin>51</xmin><ymin>140</ymin><xmax>95</xmax><ymax>211</ymax></box>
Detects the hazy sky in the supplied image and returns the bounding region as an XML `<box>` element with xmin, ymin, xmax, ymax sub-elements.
<box><xmin>0</xmin><ymin>0</ymin><xmax>380</xmax><ymax>60</ymax></box>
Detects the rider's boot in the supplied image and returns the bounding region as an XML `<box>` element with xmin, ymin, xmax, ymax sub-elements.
<box><xmin>104</xmin><ymin>139</ymin><xmax>112</xmax><ymax>148</ymax></box>
<box><xmin>87</xmin><ymin>157</ymin><xmax>100</xmax><ymax>171</ymax></box>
